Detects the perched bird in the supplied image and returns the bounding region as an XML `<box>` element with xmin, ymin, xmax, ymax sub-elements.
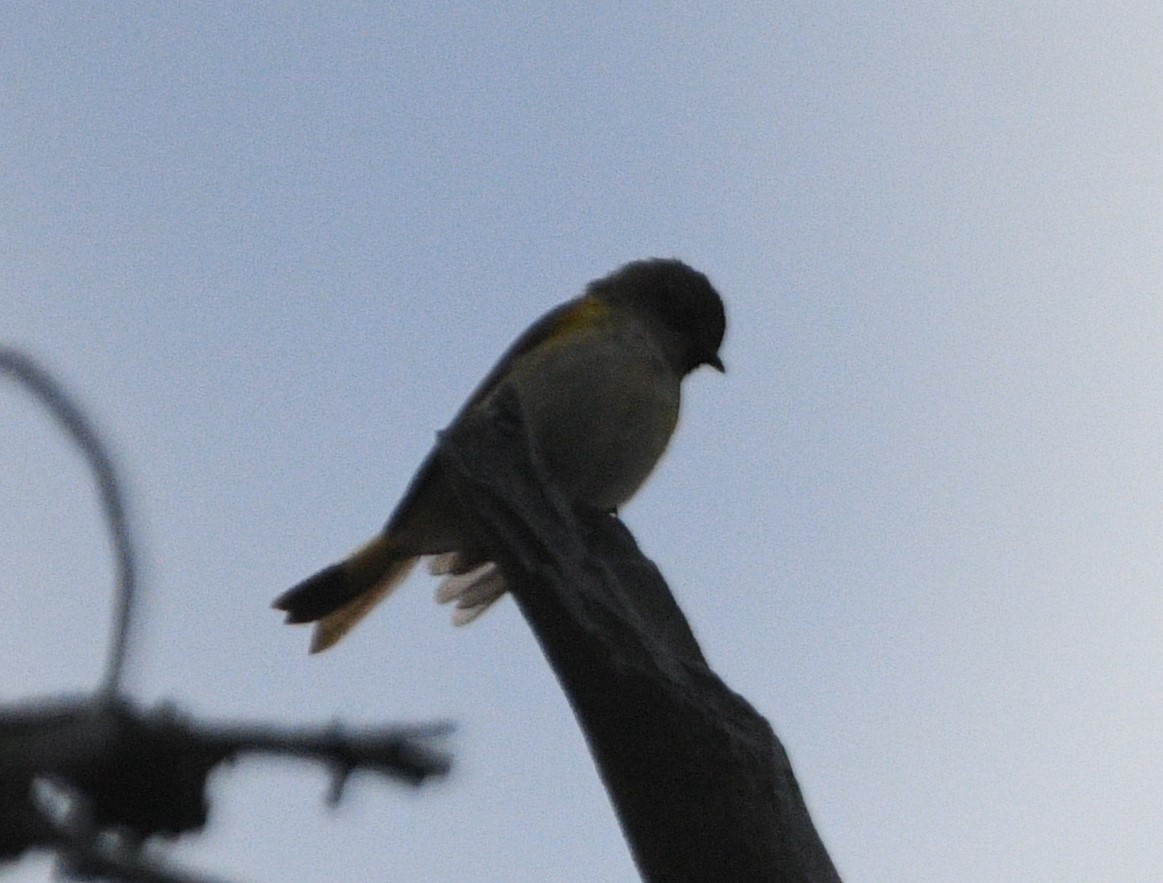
<box><xmin>274</xmin><ymin>258</ymin><xmax>726</xmax><ymax>652</ymax></box>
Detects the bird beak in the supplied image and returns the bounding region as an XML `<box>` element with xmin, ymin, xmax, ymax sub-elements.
<box><xmin>706</xmin><ymin>353</ymin><xmax>725</xmax><ymax>373</ymax></box>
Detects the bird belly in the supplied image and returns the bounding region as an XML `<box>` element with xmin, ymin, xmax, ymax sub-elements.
<box><xmin>506</xmin><ymin>333</ymin><xmax>681</xmax><ymax>510</ymax></box>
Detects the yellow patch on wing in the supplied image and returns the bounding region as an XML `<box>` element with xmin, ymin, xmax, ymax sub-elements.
<box><xmin>548</xmin><ymin>296</ymin><xmax>612</xmax><ymax>338</ymax></box>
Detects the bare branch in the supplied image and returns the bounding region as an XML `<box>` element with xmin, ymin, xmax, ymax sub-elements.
<box><xmin>1</xmin><ymin>349</ymin><xmax>454</xmax><ymax>878</ymax></box>
<box><xmin>35</xmin><ymin>776</ymin><xmax>231</xmax><ymax>883</ymax></box>
<box><xmin>0</xmin><ymin>696</ymin><xmax>452</xmax><ymax>870</ymax></box>
<box><xmin>436</xmin><ymin>386</ymin><xmax>841</xmax><ymax>882</ymax></box>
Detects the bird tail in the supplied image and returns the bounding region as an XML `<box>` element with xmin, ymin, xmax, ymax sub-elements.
<box><xmin>273</xmin><ymin>535</ymin><xmax>418</xmax><ymax>653</ymax></box>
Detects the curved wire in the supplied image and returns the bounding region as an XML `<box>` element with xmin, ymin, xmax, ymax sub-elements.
<box><xmin>1</xmin><ymin>347</ymin><xmax>137</xmax><ymax>700</ymax></box>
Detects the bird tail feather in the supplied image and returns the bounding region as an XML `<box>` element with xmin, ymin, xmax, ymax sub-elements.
<box><xmin>273</xmin><ymin>535</ymin><xmax>417</xmax><ymax>653</ymax></box>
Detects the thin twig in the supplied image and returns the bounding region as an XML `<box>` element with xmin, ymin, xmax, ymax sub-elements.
<box><xmin>0</xmin><ymin>347</ymin><xmax>137</xmax><ymax>699</ymax></box>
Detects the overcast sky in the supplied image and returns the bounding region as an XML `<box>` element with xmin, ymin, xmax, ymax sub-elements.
<box><xmin>4</xmin><ymin>4</ymin><xmax>1162</xmax><ymax>881</ymax></box>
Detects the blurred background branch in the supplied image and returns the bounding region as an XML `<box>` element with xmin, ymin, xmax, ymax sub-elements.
<box><xmin>1</xmin><ymin>348</ymin><xmax>452</xmax><ymax>881</ymax></box>
<box><xmin>1</xmin><ymin>347</ymin><xmax>137</xmax><ymax>699</ymax></box>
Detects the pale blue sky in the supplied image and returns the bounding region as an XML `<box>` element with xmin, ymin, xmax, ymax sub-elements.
<box><xmin>4</xmin><ymin>5</ymin><xmax>1162</xmax><ymax>881</ymax></box>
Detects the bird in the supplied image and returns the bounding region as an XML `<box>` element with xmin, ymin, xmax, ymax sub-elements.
<box><xmin>273</xmin><ymin>258</ymin><xmax>726</xmax><ymax>652</ymax></box>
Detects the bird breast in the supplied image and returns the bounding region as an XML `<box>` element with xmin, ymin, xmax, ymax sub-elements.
<box><xmin>496</xmin><ymin>319</ymin><xmax>681</xmax><ymax>510</ymax></box>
